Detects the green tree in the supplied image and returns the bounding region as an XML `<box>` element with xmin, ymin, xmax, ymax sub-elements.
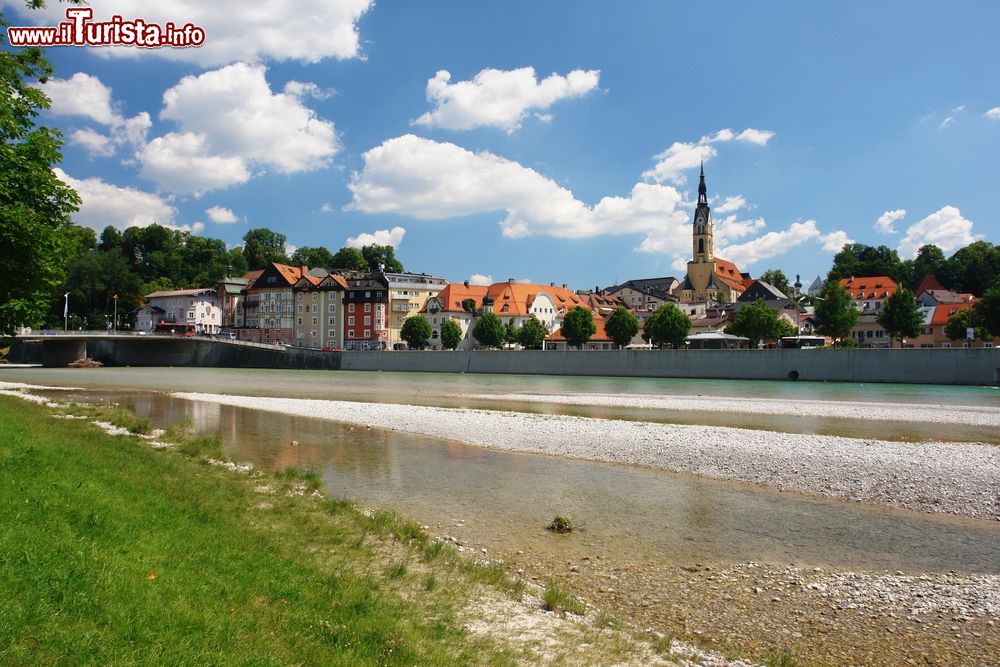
<box><xmin>725</xmin><ymin>300</ymin><xmax>785</xmax><ymax>348</ymax></box>
<box><xmin>0</xmin><ymin>22</ymin><xmax>82</xmax><ymax>334</ymax></box>
<box><xmin>604</xmin><ymin>306</ymin><xmax>640</xmax><ymax>348</ymax></box>
<box><xmin>642</xmin><ymin>303</ymin><xmax>691</xmax><ymax>349</ymax></box>
<box><xmin>330</xmin><ymin>246</ymin><xmax>368</xmax><ymax>271</ymax></box>
<box><xmin>462</xmin><ymin>299</ymin><xmax>477</xmax><ymax>315</ymax></box>
<box><xmin>759</xmin><ymin>269</ymin><xmax>792</xmax><ymax>296</ymax></box>
<box><xmin>361</xmin><ymin>244</ymin><xmax>403</xmax><ymax>273</ymax></box>
<box><xmin>290</xmin><ymin>245</ymin><xmax>335</xmax><ymax>269</ymax></box>
<box><xmin>561</xmin><ymin>306</ymin><xmax>596</xmax><ymax>349</ymax></box>
<box><xmin>399</xmin><ymin>315</ymin><xmax>432</xmax><ymax>349</ymax></box>
<box><xmin>775</xmin><ymin>317</ymin><xmax>798</xmax><ymax>339</ymax></box>
<box><xmin>973</xmin><ymin>283</ymin><xmax>1000</xmax><ymax>337</ymax></box>
<box><xmin>877</xmin><ymin>287</ymin><xmax>923</xmax><ymax>347</ymax></box>
<box><xmin>440</xmin><ymin>318</ymin><xmax>463</xmax><ymax>350</ymax></box>
<box><xmin>503</xmin><ymin>319</ymin><xmax>519</xmax><ymax>346</ymax></box>
<box><xmin>64</xmin><ymin>250</ymin><xmax>141</xmax><ymax>329</ymax></box>
<box><xmin>471</xmin><ymin>312</ymin><xmax>505</xmax><ymax>348</ymax></box>
<box><xmin>516</xmin><ymin>315</ymin><xmax>548</xmax><ymax>349</ymax></box>
<box><xmin>944</xmin><ymin>308</ymin><xmax>988</xmax><ymax>343</ymax></box>
<box><xmin>242</xmin><ymin>228</ymin><xmax>288</xmax><ymax>270</ymax></box>
<box><xmin>813</xmin><ymin>281</ymin><xmax>859</xmax><ymax>341</ymax></box>
<box><xmin>827</xmin><ymin>243</ymin><xmax>905</xmax><ymax>284</ymax></box>
<box><xmin>98</xmin><ymin>225</ymin><xmax>123</xmax><ymax>253</ymax></box>
<box><xmin>903</xmin><ymin>244</ymin><xmax>946</xmax><ymax>289</ymax></box>
<box><xmin>939</xmin><ymin>241</ymin><xmax>1000</xmax><ymax>296</ymax></box>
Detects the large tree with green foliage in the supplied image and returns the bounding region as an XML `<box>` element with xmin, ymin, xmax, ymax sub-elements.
<box><xmin>0</xmin><ymin>19</ymin><xmax>82</xmax><ymax>334</ymax></box>
<box><xmin>939</xmin><ymin>241</ymin><xmax>1000</xmax><ymax>297</ymax></box>
<box><xmin>642</xmin><ymin>303</ymin><xmax>690</xmax><ymax>349</ymax></box>
<box><xmin>561</xmin><ymin>306</ymin><xmax>596</xmax><ymax>349</ymax></box>
<box><xmin>290</xmin><ymin>246</ymin><xmax>335</xmax><ymax>269</ymax></box>
<box><xmin>758</xmin><ymin>269</ymin><xmax>792</xmax><ymax>296</ymax></box>
<box><xmin>902</xmin><ymin>244</ymin><xmax>947</xmax><ymax>289</ymax></box>
<box><xmin>516</xmin><ymin>315</ymin><xmax>548</xmax><ymax>349</ymax></box>
<box><xmin>502</xmin><ymin>319</ymin><xmax>519</xmax><ymax>346</ymax></box>
<box><xmin>361</xmin><ymin>244</ymin><xmax>403</xmax><ymax>273</ymax></box>
<box><xmin>725</xmin><ymin>300</ymin><xmax>785</xmax><ymax>347</ymax></box>
<box><xmin>604</xmin><ymin>306</ymin><xmax>639</xmax><ymax>348</ymax></box>
<box><xmin>974</xmin><ymin>284</ymin><xmax>1000</xmax><ymax>337</ymax></box>
<box><xmin>242</xmin><ymin>228</ymin><xmax>288</xmax><ymax>270</ymax></box>
<box><xmin>812</xmin><ymin>281</ymin><xmax>859</xmax><ymax>341</ymax></box>
<box><xmin>399</xmin><ymin>315</ymin><xmax>432</xmax><ymax>349</ymax></box>
<box><xmin>472</xmin><ymin>312</ymin><xmax>505</xmax><ymax>348</ymax></box>
<box><xmin>439</xmin><ymin>318</ymin><xmax>462</xmax><ymax>349</ymax></box>
<box><xmin>330</xmin><ymin>246</ymin><xmax>368</xmax><ymax>271</ymax></box>
<box><xmin>827</xmin><ymin>243</ymin><xmax>905</xmax><ymax>284</ymax></box>
<box><xmin>877</xmin><ymin>288</ymin><xmax>923</xmax><ymax>347</ymax></box>
<box><xmin>944</xmin><ymin>308</ymin><xmax>988</xmax><ymax>343</ymax></box>
<box><xmin>63</xmin><ymin>250</ymin><xmax>141</xmax><ymax>329</ymax></box>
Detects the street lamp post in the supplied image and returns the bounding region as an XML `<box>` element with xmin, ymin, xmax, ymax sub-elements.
<box><xmin>63</xmin><ymin>292</ymin><xmax>69</xmax><ymax>331</ymax></box>
<box><xmin>113</xmin><ymin>294</ymin><xmax>118</xmax><ymax>333</ymax></box>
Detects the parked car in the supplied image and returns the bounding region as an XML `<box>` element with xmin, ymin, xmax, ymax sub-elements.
<box><xmin>216</xmin><ymin>331</ymin><xmax>237</xmax><ymax>340</ymax></box>
<box><xmin>322</xmin><ymin>345</ymin><xmax>341</xmax><ymax>352</ymax></box>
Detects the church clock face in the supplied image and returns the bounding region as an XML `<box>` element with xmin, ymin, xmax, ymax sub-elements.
<box><xmin>695</xmin><ymin>217</ymin><xmax>704</xmax><ymax>225</ymax></box>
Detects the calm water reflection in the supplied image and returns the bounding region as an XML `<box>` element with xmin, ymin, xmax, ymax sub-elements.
<box><xmin>52</xmin><ymin>387</ymin><xmax>1000</xmax><ymax>575</ymax></box>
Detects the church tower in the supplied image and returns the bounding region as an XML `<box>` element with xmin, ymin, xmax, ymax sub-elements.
<box><xmin>683</xmin><ymin>164</ymin><xmax>717</xmax><ymax>300</ymax></box>
<box><xmin>692</xmin><ymin>163</ymin><xmax>714</xmax><ymax>262</ymax></box>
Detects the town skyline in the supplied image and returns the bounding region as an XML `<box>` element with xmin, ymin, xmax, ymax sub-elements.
<box><xmin>6</xmin><ymin>0</ymin><xmax>999</xmax><ymax>288</ymax></box>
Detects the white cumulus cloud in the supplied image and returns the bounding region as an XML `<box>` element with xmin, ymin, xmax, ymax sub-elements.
<box><xmin>714</xmin><ymin>195</ymin><xmax>747</xmax><ymax>215</ymax></box>
<box><xmin>819</xmin><ymin>230</ymin><xmax>853</xmax><ymax>253</ymax></box>
<box><xmin>897</xmin><ymin>206</ymin><xmax>981</xmax><ymax>258</ymax></box>
<box><xmin>718</xmin><ymin>220</ymin><xmax>821</xmax><ymax>268</ymax></box>
<box><xmin>138</xmin><ymin>63</ymin><xmax>338</xmax><ymax>194</ymax></box>
<box><xmin>320</xmin><ymin>202</ymin><xmax>335</xmax><ymax>214</ymax></box>
<box><xmin>985</xmin><ymin>107</ymin><xmax>1000</xmax><ymax>119</ymax></box>
<box><xmin>874</xmin><ymin>209</ymin><xmax>906</xmax><ymax>235</ymax></box>
<box><xmin>345</xmin><ymin>226</ymin><xmax>406</xmax><ymax>249</ymax></box>
<box><xmin>40</xmin><ymin>72</ymin><xmax>119</xmax><ymax>125</ymax></box>
<box><xmin>468</xmin><ymin>274</ymin><xmax>493</xmax><ymax>286</ymax></box>
<box><xmin>642</xmin><ymin>127</ymin><xmax>775</xmax><ymax>184</ymax></box>
<box><xmin>70</xmin><ymin>128</ymin><xmax>115</xmax><ymax>157</ymax></box>
<box><xmin>16</xmin><ymin>0</ymin><xmax>373</xmax><ymax>67</ymax></box>
<box><xmin>54</xmin><ymin>168</ymin><xmax>184</xmax><ymax>232</ymax></box>
<box><xmin>205</xmin><ymin>206</ymin><xmax>238</xmax><ymax>224</ymax></box>
<box><xmin>413</xmin><ymin>67</ymin><xmax>600</xmax><ymax>132</ymax></box>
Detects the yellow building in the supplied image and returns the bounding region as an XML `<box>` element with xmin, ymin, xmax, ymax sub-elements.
<box><xmin>678</xmin><ymin>167</ymin><xmax>747</xmax><ymax>303</ymax></box>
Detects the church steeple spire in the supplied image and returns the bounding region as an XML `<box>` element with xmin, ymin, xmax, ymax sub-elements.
<box><xmin>697</xmin><ymin>162</ymin><xmax>707</xmax><ymax>204</ymax></box>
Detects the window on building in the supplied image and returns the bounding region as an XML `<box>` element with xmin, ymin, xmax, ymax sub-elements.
<box><xmin>364</xmin><ymin>316</ymin><xmax>371</xmax><ymax>325</ymax></box>
<box><xmin>312</xmin><ymin>293</ymin><xmax>318</xmax><ymax>300</ymax></box>
<box><xmin>297</xmin><ymin>305</ymin><xmax>303</xmax><ymax>313</ymax></box>
<box><xmin>348</xmin><ymin>303</ymin><xmax>355</xmax><ymax>313</ymax></box>
<box><xmin>363</xmin><ymin>329</ymin><xmax>370</xmax><ymax>338</ymax></box>
<box><xmin>365</xmin><ymin>291</ymin><xmax>371</xmax><ymax>298</ymax></box>
<box><xmin>328</xmin><ymin>317</ymin><xmax>336</xmax><ymax>325</ymax></box>
<box><xmin>328</xmin><ymin>330</ymin><xmax>335</xmax><ymax>338</ymax></box>
<box><xmin>328</xmin><ymin>304</ymin><xmax>336</xmax><ymax>313</ymax></box>
<box><xmin>364</xmin><ymin>303</ymin><xmax>371</xmax><ymax>312</ymax></box>
<box><xmin>311</xmin><ymin>331</ymin><xmax>317</xmax><ymax>337</ymax></box>
<box><xmin>297</xmin><ymin>317</ymin><xmax>302</xmax><ymax>325</ymax></box>
<box><xmin>297</xmin><ymin>293</ymin><xmax>303</xmax><ymax>301</ymax></box>
<box><xmin>348</xmin><ymin>316</ymin><xmax>355</xmax><ymax>326</ymax></box>
<box><xmin>312</xmin><ymin>317</ymin><xmax>318</xmax><ymax>325</ymax></box>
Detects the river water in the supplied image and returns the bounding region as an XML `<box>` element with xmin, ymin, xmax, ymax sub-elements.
<box><xmin>6</xmin><ymin>367</ymin><xmax>1000</xmax><ymax>574</ymax></box>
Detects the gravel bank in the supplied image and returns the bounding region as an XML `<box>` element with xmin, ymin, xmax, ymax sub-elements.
<box><xmin>173</xmin><ymin>392</ymin><xmax>1000</xmax><ymax>521</ymax></box>
<box><xmin>464</xmin><ymin>392</ymin><xmax>1000</xmax><ymax>426</ymax></box>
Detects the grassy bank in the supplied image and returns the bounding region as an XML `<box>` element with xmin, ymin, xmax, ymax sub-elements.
<box><xmin>0</xmin><ymin>395</ymin><xmax>533</xmax><ymax>665</ymax></box>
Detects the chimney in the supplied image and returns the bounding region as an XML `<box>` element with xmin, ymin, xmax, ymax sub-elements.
<box><xmin>562</xmin><ymin>283</ymin><xmax>567</xmax><ymax>289</ymax></box>
<box><xmin>463</xmin><ymin>280</ymin><xmax>470</xmax><ymax>289</ymax></box>
<box><xmin>508</xmin><ymin>278</ymin><xmax>514</xmax><ymax>284</ymax></box>
<box><xmin>550</xmin><ymin>282</ymin><xmax>555</xmax><ymax>287</ymax></box>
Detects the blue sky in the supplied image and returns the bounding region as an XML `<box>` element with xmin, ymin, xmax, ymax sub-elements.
<box><xmin>5</xmin><ymin>0</ymin><xmax>999</xmax><ymax>288</ymax></box>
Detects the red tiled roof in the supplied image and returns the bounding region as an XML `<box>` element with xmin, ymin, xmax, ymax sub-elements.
<box><xmin>242</xmin><ymin>269</ymin><xmax>265</xmax><ymax>287</ymax></box>
<box><xmin>423</xmin><ymin>283</ymin><xmax>489</xmax><ymax>313</ymax></box>
<box><xmin>713</xmin><ymin>258</ymin><xmax>746</xmax><ymax>292</ymax></box>
<box><xmin>931</xmin><ymin>302</ymin><xmax>972</xmax><ymax>325</ymax></box>
<box><xmin>838</xmin><ymin>276</ymin><xmax>899</xmax><ymax>300</ymax></box>
<box><xmin>488</xmin><ymin>282</ymin><xmax>584</xmax><ymax>317</ymax></box>
<box><xmin>914</xmin><ymin>274</ymin><xmax>946</xmax><ymax>295</ymax></box>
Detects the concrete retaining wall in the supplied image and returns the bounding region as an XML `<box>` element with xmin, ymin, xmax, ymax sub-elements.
<box><xmin>10</xmin><ymin>337</ymin><xmax>1000</xmax><ymax>385</ymax></box>
<box><xmin>340</xmin><ymin>348</ymin><xmax>1000</xmax><ymax>385</ymax></box>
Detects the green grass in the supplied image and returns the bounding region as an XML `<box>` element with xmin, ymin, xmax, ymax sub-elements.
<box><xmin>541</xmin><ymin>581</ymin><xmax>586</xmax><ymax>615</ymax></box>
<box><xmin>59</xmin><ymin>402</ymin><xmax>154</xmax><ymax>435</ymax></box>
<box><xmin>765</xmin><ymin>649</ymin><xmax>797</xmax><ymax>667</ymax></box>
<box><xmin>0</xmin><ymin>395</ymin><xmax>519</xmax><ymax>666</ymax></box>
<box><xmin>546</xmin><ymin>514</ymin><xmax>574</xmax><ymax>533</ymax></box>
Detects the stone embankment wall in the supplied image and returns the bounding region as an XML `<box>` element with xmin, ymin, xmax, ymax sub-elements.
<box><xmin>339</xmin><ymin>348</ymin><xmax>1000</xmax><ymax>385</ymax></box>
<box><xmin>9</xmin><ymin>337</ymin><xmax>1000</xmax><ymax>384</ymax></box>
